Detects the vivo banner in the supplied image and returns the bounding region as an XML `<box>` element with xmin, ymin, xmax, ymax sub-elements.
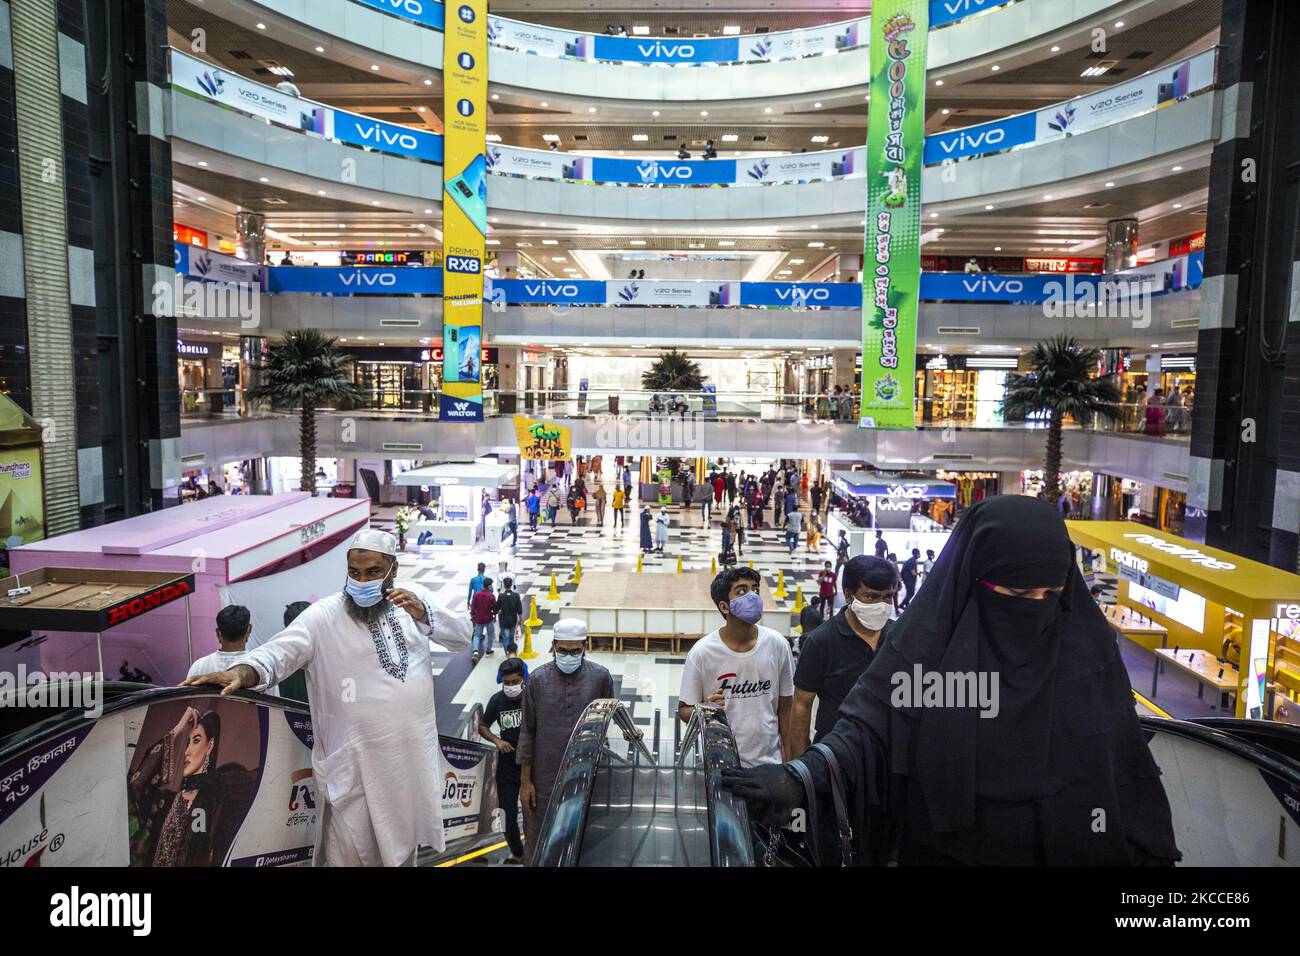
<box><xmin>172</xmin><ymin>49</ymin><xmax>328</xmax><ymax>133</ymax></box>
<box><xmin>740</xmin><ymin>21</ymin><xmax>862</xmax><ymax>62</ymax></box>
<box><xmin>741</xmin><ymin>149</ymin><xmax>863</xmax><ymax>183</ymax></box>
<box><xmin>486</xmin><ymin>144</ymin><xmax>569</xmax><ymax>178</ymax></box>
<box><xmin>591</xmin><ymin>157</ymin><xmax>737</xmax><ymax>186</ymax></box>
<box><xmin>592</xmin><ymin>35</ymin><xmax>740</xmax><ymax>64</ymax></box>
<box><xmin>606</xmin><ymin>280</ymin><xmax>739</xmax><ymax>307</ymax></box>
<box><xmin>486</xmin><ymin>17</ymin><xmax>587</xmax><ymax>56</ymax></box>
<box><xmin>332</xmin><ymin>111</ymin><xmax>444</xmax><ymax>163</ymax></box>
<box><xmin>353</xmin><ymin>0</ymin><xmax>446</xmax><ymax>29</ymax></box>
<box><xmin>741</xmin><ymin>283</ymin><xmax>861</xmax><ymax>308</ymax></box>
<box><xmin>924</xmin><ymin>111</ymin><xmax>1036</xmax><ymax>164</ymax></box>
<box><xmin>927</xmin><ymin>0</ymin><xmax>1015</xmax><ymax>28</ymax></box>
<box><xmin>492</xmin><ymin>278</ymin><xmax>605</xmax><ymax>304</ymax></box>
<box><xmin>174</xmin><ymin>242</ymin><xmax>262</xmax><ymax>284</ymax></box>
<box><xmin>265</xmin><ymin>267</ymin><xmax>443</xmax><ymax>295</ymax></box>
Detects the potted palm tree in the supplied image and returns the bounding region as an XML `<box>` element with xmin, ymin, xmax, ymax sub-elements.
<box><xmin>246</xmin><ymin>329</ymin><xmax>365</xmax><ymax>494</ymax></box>
<box><xmin>1001</xmin><ymin>335</ymin><xmax>1121</xmax><ymax>504</ymax></box>
<box><xmin>641</xmin><ymin>348</ymin><xmax>705</xmax><ymax>392</ymax></box>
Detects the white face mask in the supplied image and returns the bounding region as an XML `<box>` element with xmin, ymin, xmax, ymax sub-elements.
<box><xmin>502</xmin><ymin>682</ymin><xmax>524</xmax><ymax>699</ymax></box>
<box><xmin>849</xmin><ymin>599</ymin><xmax>892</xmax><ymax>632</ymax></box>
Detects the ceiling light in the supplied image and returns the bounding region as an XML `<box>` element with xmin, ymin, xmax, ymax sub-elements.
<box><xmin>633</xmin><ymin>25</ymin><xmax>650</xmax><ymax>35</ymax></box>
<box><xmin>991</xmin><ymin>64</ymin><xmax>1000</xmax><ymax>71</ymax></box>
<box><xmin>424</xmin><ymin>208</ymin><xmax>433</xmax><ymax>214</ymax></box>
<box><xmin>718</xmin><ymin>240</ymin><xmax>734</xmax><ymax>246</ymax></box>
<box><xmin>256</xmin><ymin>22</ymin><xmax>266</xmax><ymax>30</ymax></box>
<box><xmin>941</xmin><ymin>108</ymin><xmax>950</xmax><ymax>115</ymax></box>
<box><xmin>984</xmin><ymin>204</ymin><xmax>994</xmax><ymax>210</ymax></box>
<box><xmin>652</xmin><ymin>110</ymin><xmax>660</xmax><ymax>117</ymax></box>
<box><xmin>491</xmin><ymin>93</ymin><xmax>499</xmax><ymax>100</ymax></box>
<box><xmin>632</xmin><ymin>133</ymin><xmax>648</xmax><ymax>142</ymax></box>
<box><xmin>700</xmin><ymin>110</ymin><xmax>709</xmax><ymax>117</ymax></box>
<box><xmin>994</xmin><ymin>246</ymin><xmax>1002</xmax><ymax>251</ymax></box>
<box><xmin>542</xmin><ymin>239</ymin><xmax>558</xmax><ymax>245</ymax></box>
<box><xmin>1044</xmin><ymin>194</ymin><xmax>1053</xmax><ymax>200</ymax></box>
<box><xmin>197</xmin><ymin>161</ymin><xmax>207</xmax><ymax>166</ymax></box>
<box><xmin>1114</xmin><ymin>21</ymin><xmax>1125</xmax><ymax>28</ymax></box>
<box><xmin>1173</xmin><ymin>203</ymin><xmax>1182</xmax><ymax>209</ymax></box>
<box><xmin>930</xmin><ymin>212</ymin><xmax>938</xmax><ymax>218</ymax></box>
<box><xmin>808</xmin><ymin>241</ymin><xmax>825</xmax><ymax>248</ymax></box>
<box><xmin>196</xmin><ymin>196</ymin><xmax>206</xmax><ymax>202</ymax></box>
<box><xmin>810</xmin><ymin>135</ymin><xmax>829</xmax><ymax>143</ymax></box>
<box><xmin>588</xmin><ymin>107</ymin><xmax>597</xmax><ymax>113</ymax></box>
<box><xmin>551</xmin><ymin>256</ymin><xmax>567</xmax><ymax>262</ymax></box>
<box><xmin>723</xmin><ymin>25</ymin><xmax>741</xmax><ymax>35</ymax></box>
<box><xmin>259</xmin><ymin>177</ymin><xmax>268</xmax><ymax>182</ymax></box>
<box><xmin>539</xmin><ymin>101</ymin><xmax>549</xmax><ymax>108</ymax></box>
<box><xmin>371</xmin><ymin>200</ymin><xmax>381</xmax><ymax>206</ymax></box>
<box><xmin>935</xmin><ymin>79</ymin><xmax>944</xmax><ymax>86</ymax></box>
<box><xmin>1105</xmin><ymin>181</ymin><xmax>1115</xmax><ymax>187</ymax></box>
<box><xmin>424</xmin><ymin>79</ymin><xmax>432</xmax><ymax>86</ymax></box>
<box><xmin>417</xmin><ymin>106</ymin><xmax>426</xmax><ymax>113</ymax></box>
<box><xmin>721</xmin><ymin>134</ymin><xmax>738</xmax><ymax>143</ymax></box>
<box><xmin>486</xmin><ymin>133</ymin><xmax>501</xmax><ymax>142</ymax></box>
<box><xmin>764</xmin><ymin>107</ymin><xmax>772</xmax><ymax>113</ymax></box>
<box><xmin>315</xmin><ymin>46</ymin><xmax>325</xmax><ymax>53</ymax></box>
<box><xmin>788</xmin><ymin>258</ymin><xmax>805</xmax><ymax>265</ymax></box>
<box><xmin>486</xmin><ymin>239</ymin><xmax>500</xmax><ymax>245</ymax></box>
<box><xmin>813</xmin><ymin>102</ymin><xmax>822</xmax><ymax>108</ymax></box>
<box><xmin>1172</xmin><ymin>165</ymin><xmax>1183</xmax><ymax>171</ymax></box>
<box><xmin>542</xmin><ymin>133</ymin><xmax>560</xmax><ymax>142</ymax></box>
<box><xmin>630</xmin><ymin>239</ymin><xmax>646</xmax><ymax>245</ymax></box>
<box><xmin>371</xmin><ymin>65</ymin><xmax>379</xmax><ymax>71</ymax></box>
<box><xmin>1050</xmin><ymin>45</ymin><xmax>1060</xmax><ymax>53</ymax></box>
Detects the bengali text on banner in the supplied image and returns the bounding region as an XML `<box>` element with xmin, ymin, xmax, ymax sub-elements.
<box><xmin>860</xmin><ymin>0</ymin><xmax>928</xmax><ymax>429</ymax></box>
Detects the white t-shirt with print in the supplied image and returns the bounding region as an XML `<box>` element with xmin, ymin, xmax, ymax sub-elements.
<box><xmin>679</xmin><ymin>625</ymin><xmax>794</xmax><ymax>767</ymax></box>
<box><xmin>188</xmin><ymin>649</ymin><xmax>280</xmax><ymax>697</ymax></box>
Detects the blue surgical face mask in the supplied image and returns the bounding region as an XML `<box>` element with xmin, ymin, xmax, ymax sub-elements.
<box><xmin>555</xmin><ymin>651</ymin><xmax>583</xmax><ymax>674</ymax></box>
<box><xmin>345</xmin><ymin>565</ymin><xmax>392</xmax><ymax>608</ymax></box>
<box><xmin>728</xmin><ymin>590</ymin><xmax>764</xmax><ymax>625</ymax></box>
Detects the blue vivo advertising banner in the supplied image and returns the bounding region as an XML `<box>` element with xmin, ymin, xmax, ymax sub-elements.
<box><xmin>590</xmin><ymin>157</ymin><xmax>738</xmax><ymax>186</ymax></box>
<box><xmin>740</xmin><ymin>283</ymin><xmax>861</xmax><ymax>308</ymax></box>
<box><xmin>491</xmin><ymin>278</ymin><xmax>605</xmax><ymax>304</ymax></box>
<box><xmin>265</xmin><ymin>267</ymin><xmax>443</xmax><ymax>295</ymax></box>
<box><xmin>353</xmin><ymin>0</ymin><xmax>446</xmax><ymax>29</ymax></box>
<box><xmin>927</xmin><ymin>0</ymin><xmax>1015</xmax><ymax>28</ymax></box>
<box><xmin>923</xmin><ymin>111</ymin><xmax>1037</xmax><ymax>164</ymax></box>
<box><xmin>332</xmin><ymin>111</ymin><xmax>444</xmax><ymax>163</ymax></box>
<box><xmin>592</xmin><ymin>35</ymin><xmax>740</xmax><ymax>63</ymax></box>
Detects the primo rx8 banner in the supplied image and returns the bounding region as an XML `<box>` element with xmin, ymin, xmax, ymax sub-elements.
<box><xmin>860</xmin><ymin>0</ymin><xmax>927</xmax><ymax>430</ymax></box>
<box><xmin>440</xmin><ymin>0</ymin><xmax>489</xmax><ymax>422</ymax></box>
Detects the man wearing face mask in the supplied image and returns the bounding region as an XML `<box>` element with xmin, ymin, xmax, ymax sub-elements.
<box><xmin>517</xmin><ymin>618</ymin><xmax>614</xmax><ymax>863</ymax></box>
<box><xmin>480</xmin><ymin>658</ymin><xmax>528</xmax><ymax>863</ymax></box>
<box><xmin>183</xmin><ymin>529</ymin><xmax>472</xmax><ymax>867</ymax></box>
<box><xmin>789</xmin><ymin>556</ymin><xmax>899</xmax><ymax>758</ymax></box>
<box><xmin>678</xmin><ymin>567</ymin><xmax>794</xmax><ymax>768</ymax></box>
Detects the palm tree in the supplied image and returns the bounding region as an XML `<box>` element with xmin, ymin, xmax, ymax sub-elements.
<box><xmin>1001</xmin><ymin>335</ymin><xmax>1121</xmax><ymax>503</ymax></box>
<box><xmin>641</xmin><ymin>348</ymin><xmax>705</xmax><ymax>392</ymax></box>
<box><xmin>247</xmin><ymin>329</ymin><xmax>364</xmax><ymax>493</ymax></box>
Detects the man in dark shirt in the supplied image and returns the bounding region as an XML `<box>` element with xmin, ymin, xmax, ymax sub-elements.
<box><xmin>873</xmin><ymin>530</ymin><xmax>888</xmax><ymax>559</ymax></box>
<box><xmin>479</xmin><ymin>658</ymin><xmax>527</xmax><ymax>863</ymax></box>
<box><xmin>495</xmin><ymin>577</ymin><xmax>523</xmax><ymax>653</ymax></box>
<box><xmin>788</xmin><ymin>556</ymin><xmax>899</xmax><ymax>756</ymax></box>
<box><xmin>900</xmin><ymin>548</ymin><xmax>921</xmax><ymax>610</ymax></box>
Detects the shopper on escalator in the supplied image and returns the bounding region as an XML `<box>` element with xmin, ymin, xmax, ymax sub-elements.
<box><xmin>518</xmin><ymin>618</ymin><xmax>614</xmax><ymax>864</ymax></box>
<box><xmin>480</xmin><ymin>658</ymin><xmax>528</xmax><ymax>864</ymax></box>
<box><xmin>678</xmin><ymin>567</ymin><xmax>794</xmax><ymax>768</ymax></box>
<box><xmin>721</xmin><ymin>495</ymin><xmax>1181</xmax><ymax>867</ymax></box>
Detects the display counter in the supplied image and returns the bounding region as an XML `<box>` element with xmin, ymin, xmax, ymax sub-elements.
<box><xmin>1067</xmin><ymin>521</ymin><xmax>1300</xmax><ymax>721</ymax></box>
<box><xmin>411</xmin><ymin>519</ymin><xmax>477</xmax><ymax>549</ymax></box>
<box><xmin>826</xmin><ymin>510</ymin><xmax>951</xmax><ymax>562</ymax></box>
<box><xmin>395</xmin><ymin>459</ymin><xmax>519</xmax><ymax>551</ymax></box>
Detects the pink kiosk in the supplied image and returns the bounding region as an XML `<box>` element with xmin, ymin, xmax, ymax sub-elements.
<box><xmin>6</xmin><ymin>493</ymin><xmax>370</xmax><ymax>685</ymax></box>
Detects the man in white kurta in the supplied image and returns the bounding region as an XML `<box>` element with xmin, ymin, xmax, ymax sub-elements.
<box><xmin>184</xmin><ymin>529</ymin><xmax>471</xmax><ymax>866</ymax></box>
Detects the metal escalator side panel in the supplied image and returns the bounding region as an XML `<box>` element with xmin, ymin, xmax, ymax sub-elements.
<box><xmin>1139</xmin><ymin>716</ymin><xmax>1300</xmax><ymax>866</ymax></box>
<box><xmin>696</xmin><ymin>707</ymin><xmax>756</xmax><ymax>867</ymax></box>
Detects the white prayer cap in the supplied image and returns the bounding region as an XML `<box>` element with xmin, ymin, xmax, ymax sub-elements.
<box><xmin>348</xmin><ymin>528</ymin><xmax>397</xmax><ymax>557</ymax></box>
<box><xmin>552</xmin><ymin>618</ymin><xmax>588</xmax><ymax>642</ymax></box>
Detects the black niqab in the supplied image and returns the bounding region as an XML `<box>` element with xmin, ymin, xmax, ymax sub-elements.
<box><xmin>813</xmin><ymin>494</ymin><xmax>1180</xmax><ymax>865</ymax></box>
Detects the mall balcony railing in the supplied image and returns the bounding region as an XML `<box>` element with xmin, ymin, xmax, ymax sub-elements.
<box><xmin>186</xmin><ymin>388</ymin><xmax>1194</xmax><ymax>440</ymax></box>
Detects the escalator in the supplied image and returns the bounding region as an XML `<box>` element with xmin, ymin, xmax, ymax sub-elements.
<box><xmin>529</xmin><ymin>700</ymin><xmax>754</xmax><ymax>867</ymax></box>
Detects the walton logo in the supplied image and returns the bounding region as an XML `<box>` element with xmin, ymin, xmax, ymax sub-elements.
<box><xmin>454</xmin><ymin>402</ymin><xmax>470</xmax><ymax>412</ymax></box>
<box><xmin>341</xmin><ymin>271</ymin><xmax>397</xmax><ymax>287</ymax></box>
<box><xmin>354</xmin><ymin>122</ymin><xmax>420</xmax><ymax>152</ymax></box>
<box><xmin>618</xmin><ymin>282</ymin><xmax>641</xmax><ymax>303</ymax></box>
<box><xmin>636</xmin><ymin>41</ymin><xmax>696</xmax><ymax>59</ymax></box>
<box><xmin>936</xmin><ymin>126</ymin><xmax>1005</xmax><ymax>155</ymax></box>
<box><xmin>961</xmin><ymin>276</ymin><xmax>1023</xmax><ymax>295</ymax></box>
<box><xmin>717</xmin><ymin>673</ymin><xmax>772</xmax><ymax>699</ymax></box>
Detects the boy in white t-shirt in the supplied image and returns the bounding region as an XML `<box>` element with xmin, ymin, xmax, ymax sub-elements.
<box><xmin>187</xmin><ymin>604</ymin><xmax>279</xmax><ymax>697</ymax></box>
<box><xmin>677</xmin><ymin>566</ymin><xmax>793</xmax><ymax>767</ymax></box>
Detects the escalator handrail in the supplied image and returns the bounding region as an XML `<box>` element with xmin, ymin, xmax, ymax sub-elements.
<box><xmin>1184</xmin><ymin>716</ymin><xmax>1300</xmax><ymax>764</ymax></box>
<box><xmin>678</xmin><ymin>704</ymin><xmax>755</xmax><ymax>867</ymax></box>
<box><xmin>529</xmin><ymin>697</ymin><xmax>651</xmax><ymax>867</ymax></box>
<box><xmin>1138</xmin><ymin>715</ymin><xmax>1300</xmax><ymax>782</ymax></box>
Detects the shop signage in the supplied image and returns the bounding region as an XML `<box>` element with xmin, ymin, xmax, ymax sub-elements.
<box><xmin>178</xmin><ymin>340</ymin><xmax>213</xmax><ymax>357</ymax></box>
<box><xmin>925</xmin><ymin>355</ymin><xmax>949</xmax><ymax>370</ymax></box>
<box><xmin>1274</xmin><ymin>604</ymin><xmax>1300</xmax><ymax>620</ymax></box>
<box><xmin>860</xmin><ymin>0</ymin><xmax>928</xmax><ymax>430</ymax></box>
<box><xmin>876</xmin><ymin>497</ymin><xmax>914</xmax><ymax>528</ymax></box>
<box><xmin>174</xmin><ymin>224</ymin><xmax>207</xmax><ymax>248</ymax></box>
<box><xmin>105</xmin><ymin>578</ymin><xmax>194</xmax><ymax>627</ymax></box>
<box><xmin>1024</xmin><ymin>257</ymin><xmax>1104</xmax><ymax>274</ymax></box>
<box><xmin>1121</xmin><ymin>532</ymin><xmax>1236</xmax><ymax>570</ymax></box>
<box><xmin>341</xmin><ymin>250</ymin><xmax>427</xmax><ymax>266</ymax></box>
<box><xmin>353</xmin><ymin>0</ymin><xmax>446</xmax><ymax>29</ymax></box>
<box><xmin>1168</xmin><ymin>231</ymin><xmax>1206</xmax><ymax>257</ymax></box>
<box><xmin>440</xmin><ymin>0</ymin><xmax>488</xmax><ymax>423</ymax></box>
<box><xmin>513</xmin><ymin>415</ymin><xmax>571</xmax><ymax>461</ymax></box>
<box><xmin>1109</xmin><ymin>547</ymin><xmax>1148</xmax><ymax>573</ymax></box>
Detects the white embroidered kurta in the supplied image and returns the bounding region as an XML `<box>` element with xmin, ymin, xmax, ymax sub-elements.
<box><xmin>242</xmin><ymin>584</ymin><xmax>471</xmax><ymax>866</ymax></box>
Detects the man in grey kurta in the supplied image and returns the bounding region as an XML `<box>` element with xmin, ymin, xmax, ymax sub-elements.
<box><xmin>518</xmin><ymin>618</ymin><xmax>613</xmax><ymax>863</ymax></box>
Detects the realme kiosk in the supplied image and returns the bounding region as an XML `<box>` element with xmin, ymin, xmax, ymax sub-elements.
<box><xmin>1066</xmin><ymin>521</ymin><xmax>1300</xmax><ymax>722</ymax></box>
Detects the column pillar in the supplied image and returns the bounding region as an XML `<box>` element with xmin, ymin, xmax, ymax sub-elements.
<box><xmin>1103</xmin><ymin>218</ymin><xmax>1139</xmax><ymax>272</ymax></box>
<box><xmin>235</xmin><ymin>211</ymin><xmax>266</xmax><ymax>264</ymax></box>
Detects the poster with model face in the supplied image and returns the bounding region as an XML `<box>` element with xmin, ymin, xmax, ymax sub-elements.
<box><xmin>0</xmin><ymin>719</ymin><xmax>130</xmax><ymax>867</ymax></box>
<box><xmin>859</xmin><ymin>0</ymin><xmax>927</xmax><ymax>429</ymax></box>
<box><xmin>124</xmin><ymin>698</ymin><xmax>267</xmax><ymax>867</ymax></box>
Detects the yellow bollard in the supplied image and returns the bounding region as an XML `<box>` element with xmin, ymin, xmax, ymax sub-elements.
<box><xmin>775</xmin><ymin>569</ymin><xmax>787</xmax><ymax>600</ymax></box>
<box><xmin>572</xmin><ymin>560</ymin><xmax>582</xmax><ymax>585</ymax></box>
<box><xmin>636</xmin><ymin>553</ymin><xmax>643</xmax><ymax>573</ymax></box>
<box><xmin>710</xmin><ymin>556</ymin><xmax>717</xmax><ymax>575</ymax></box>
<box><xmin>524</xmin><ymin>595</ymin><xmax>543</xmax><ymax>629</ymax></box>
<box><xmin>676</xmin><ymin>555</ymin><xmax>683</xmax><ymax>574</ymax></box>
<box><xmin>546</xmin><ymin>573</ymin><xmax>560</xmax><ymax>601</ymax></box>
<box><xmin>793</xmin><ymin>585</ymin><xmax>805</xmax><ymax>613</ymax></box>
<box><xmin>748</xmin><ymin>559</ymin><xmax>754</xmax><ymax>570</ymax></box>
<box><xmin>520</xmin><ymin>625</ymin><xmax>538</xmax><ymax>659</ymax></box>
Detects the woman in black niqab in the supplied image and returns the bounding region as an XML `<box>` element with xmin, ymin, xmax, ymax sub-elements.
<box><xmin>723</xmin><ymin>494</ymin><xmax>1180</xmax><ymax>866</ymax></box>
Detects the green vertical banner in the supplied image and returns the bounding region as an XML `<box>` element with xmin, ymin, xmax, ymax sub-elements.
<box><xmin>859</xmin><ymin>1</ymin><xmax>927</xmax><ymax>429</ymax></box>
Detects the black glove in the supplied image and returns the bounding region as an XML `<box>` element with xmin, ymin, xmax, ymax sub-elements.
<box><xmin>721</xmin><ymin>763</ymin><xmax>805</xmax><ymax>828</ymax></box>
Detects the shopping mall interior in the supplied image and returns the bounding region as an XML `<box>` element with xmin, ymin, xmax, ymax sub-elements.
<box><xmin>1</xmin><ymin>0</ymin><xmax>1299</xmax><ymax>895</ymax></box>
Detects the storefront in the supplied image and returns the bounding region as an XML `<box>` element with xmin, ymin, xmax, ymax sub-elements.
<box><xmin>345</xmin><ymin>346</ymin><xmax>494</xmax><ymax>413</ymax></box>
<box><xmin>934</xmin><ymin>470</ymin><xmax>1000</xmax><ymax>512</ymax></box>
<box><xmin>1020</xmin><ymin>470</ymin><xmax>1094</xmax><ymax>515</ymax></box>
<box><xmin>393</xmin><ymin>459</ymin><xmax>519</xmax><ymax>549</ymax></box>
<box><xmin>914</xmin><ymin>355</ymin><xmax>1014</xmax><ymax>426</ymax></box>
<box><xmin>827</xmin><ymin>470</ymin><xmax>956</xmax><ymax>559</ymax></box>
<box><xmin>1067</xmin><ymin>521</ymin><xmax>1300</xmax><ymax>723</ymax></box>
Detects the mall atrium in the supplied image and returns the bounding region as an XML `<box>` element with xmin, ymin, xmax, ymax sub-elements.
<box><xmin>0</xmin><ymin>0</ymin><xmax>1298</xmax><ymax>901</ymax></box>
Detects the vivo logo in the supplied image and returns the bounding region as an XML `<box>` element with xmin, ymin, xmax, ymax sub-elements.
<box><xmin>355</xmin><ymin>122</ymin><xmax>420</xmax><ymax>152</ymax></box>
<box><xmin>637</xmin><ymin>41</ymin><xmax>696</xmax><ymax>59</ymax></box>
<box><xmin>961</xmin><ymin>277</ymin><xmax>1023</xmax><ymax>294</ymax></box>
<box><xmin>524</xmin><ymin>282</ymin><xmax>579</xmax><ymax>297</ymax></box>
<box><xmin>775</xmin><ymin>286</ymin><xmax>829</xmax><ymax>302</ymax></box>
<box><xmin>938</xmin><ymin>127</ymin><xmax>1005</xmax><ymax>154</ymax></box>
<box><xmin>878</xmin><ymin>498</ymin><xmax>913</xmax><ymax>512</ymax></box>
<box><xmin>940</xmin><ymin>0</ymin><xmax>999</xmax><ymax>14</ymax></box>
<box><xmin>340</xmin><ymin>271</ymin><xmax>397</xmax><ymax>287</ymax></box>
<box><xmin>885</xmin><ymin>484</ymin><xmax>927</xmax><ymax>499</ymax></box>
<box><xmin>376</xmin><ymin>0</ymin><xmax>427</xmax><ymax>13</ymax></box>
